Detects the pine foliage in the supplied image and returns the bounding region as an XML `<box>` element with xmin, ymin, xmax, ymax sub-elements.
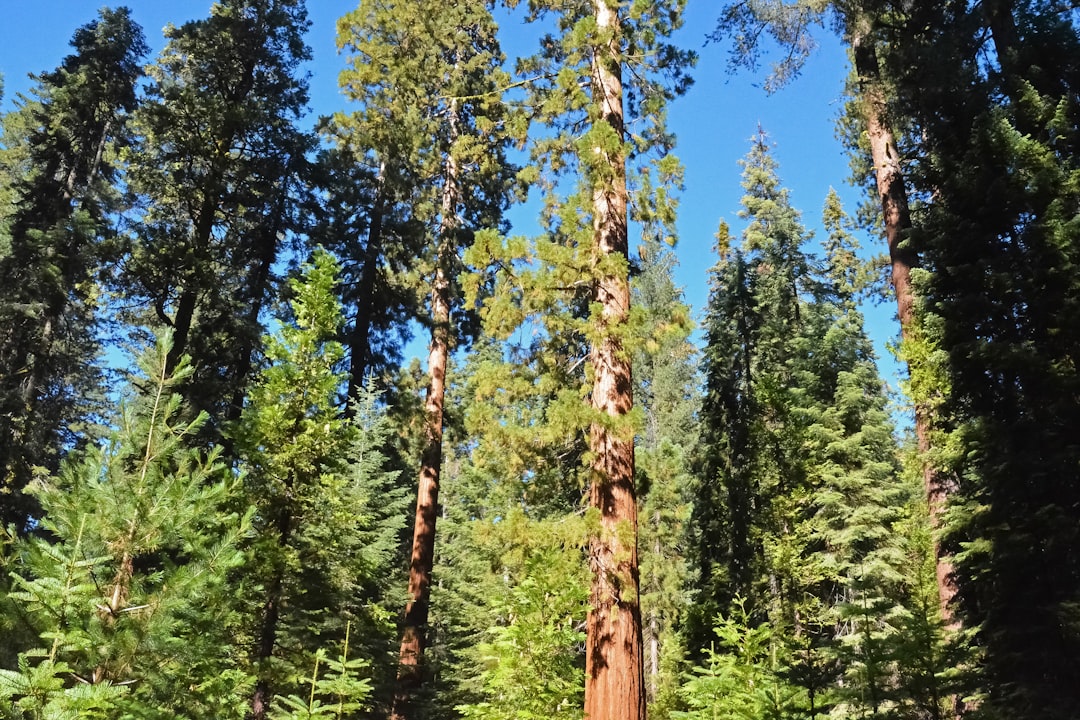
<box><xmin>1</xmin><ymin>332</ymin><xmax>248</xmax><ymax>718</ymax></box>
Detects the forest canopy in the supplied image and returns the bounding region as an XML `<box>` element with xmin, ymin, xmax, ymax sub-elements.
<box><xmin>0</xmin><ymin>2</ymin><xmax>1078</xmax><ymax>719</ymax></box>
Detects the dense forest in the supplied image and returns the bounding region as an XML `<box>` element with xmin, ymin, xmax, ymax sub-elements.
<box><xmin>0</xmin><ymin>1</ymin><xmax>1077</xmax><ymax>719</ymax></box>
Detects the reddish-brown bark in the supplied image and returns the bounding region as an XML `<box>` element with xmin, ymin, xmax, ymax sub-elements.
<box><xmin>584</xmin><ymin>2</ymin><xmax>646</xmax><ymax>719</ymax></box>
<box><xmin>852</xmin><ymin>29</ymin><xmax>957</xmax><ymax>627</ymax></box>
<box><xmin>390</xmin><ymin>106</ymin><xmax>459</xmax><ymax>720</ymax></box>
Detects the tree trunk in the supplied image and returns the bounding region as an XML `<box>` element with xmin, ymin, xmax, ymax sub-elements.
<box><xmin>851</xmin><ymin>27</ymin><xmax>957</xmax><ymax>628</ymax></box>
<box><xmin>226</xmin><ymin>176</ymin><xmax>291</xmax><ymax>425</ymax></box>
<box><xmin>347</xmin><ymin>162</ymin><xmax>387</xmax><ymax>405</ymax></box>
<box><xmin>390</xmin><ymin>104</ymin><xmax>460</xmax><ymax>720</ymax></box>
<box><xmin>165</xmin><ymin>192</ymin><xmax>218</xmax><ymax>373</ymax></box>
<box><xmin>647</xmin><ymin>569</ymin><xmax>659</xmax><ymax>703</ymax></box>
<box><xmin>251</xmin><ymin>507</ymin><xmax>291</xmax><ymax>720</ymax></box>
<box><xmin>584</xmin><ymin>2</ymin><xmax>646</xmax><ymax>719</ymax></box>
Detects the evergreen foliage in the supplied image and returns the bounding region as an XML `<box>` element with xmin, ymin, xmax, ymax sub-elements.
<box><xmin>856</xmin><ymin>2</ymin><xmax>1080</xmax><ymax>715</ymax></box>
<box><xmin>232</xmin><ymin>249</ymin><xmax>406</xmax><ymax>719</ymax></box>
<box><xmin>2</xmin><ymin>5</ymin><xmax>1078</xmax><ymax>719</ymax></box>
<box><xmin>454</xmin><ymin>511</ymin><xmax>589</xmax><ymax>720</ymax></box>
<box><xmin>0</xmin><ymin>332</ymin><xmax>248</xmax><ymax>719</ymax></box>
<box><xmin>632</xmin><ymin>236</ymin><xmax>697</xmax><ymax>715</ymax></box>
<box><xmin>0</xmin><ymin>8</ymin><xmax>147</xmax><ymax>530</ymax></box>
<box><xmin>123</xmin><ymin>0</ymin><xmax>313</xmax><ymax>425</ymax></box>
<box><xmin>691</xmin><ymin>133</ymin><xmax>931</xmax><ymax>717</ymax></box>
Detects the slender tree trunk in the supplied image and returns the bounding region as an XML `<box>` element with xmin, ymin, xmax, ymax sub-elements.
<box><xmin>390</xmin><ymin>104</ymin><xmax>460</xmax><ymax>720</ymax></box>
<box><xmin>165</xmin><ymin>193</ymin><xmax>218</xmax><ymax>373</ymax></box>
<box><xmin>251</xmin><ymin>507</ymin><xmax>291</xmax><ymax>720</ymax></box>
<box><xmin>648</xmin><ymin>517</ymin><xmax>661</xmax><ymax>703</ymax></box>
<box><xmin>347</xmin><ymin>163</ymin><xmax>387</xmax><ymax>405</ymax></box>
<box><xmin>584</xmin><ymin>3</ymin><xmax>645</xmax><ymax>719</ymax></box>
<box><xmin>227</xmin><ymin>178</ymin><xmax>291</xmax><ymax>424</ymax></box>
<box><xmin>851</xmin><ymin>27</ymin><xmax>957</xmax><ymax>628</ymax></box>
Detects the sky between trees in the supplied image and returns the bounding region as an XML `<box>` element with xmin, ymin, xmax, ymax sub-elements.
<box><xmin>0</xmin><ymin>0</ymin><xmax>903</xmax><ymax>393</ymax></box>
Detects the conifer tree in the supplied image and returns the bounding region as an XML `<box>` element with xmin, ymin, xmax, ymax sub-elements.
<box><xmin>632</xmin><ymin>236</ymin><xmax>696</xmax><ymax>714</ymax></box>
<box><xmin>0</xmin><ymin>332</ymin><xmax>249</xmax><ymax>719</ymax></box>
<box><xmin>123</xmin><ymin>0</ymin><xmax>313</xmax><ymax>425</ymax></box>
<box><xmin>405</xmin><ymin>337</ymin><xmax>591</xmax><ymax>719</ymax></box>
<box><xmin>331</xmin><ymin>2</ymin><xmax>516</xmax><ymax>713</ymax></box>
<box><xmin>232</xmin><ymin>250</ymin><xmax>406</xmax><ymax>720</ymax></box>
<box><xmin>461</xmin><ymin>2</ymin><xmax>693</xmax><ymax>716</ymax></box>
<box><xmin>710</xmin><ymin>0</ymin><xmax>961</xmax><ymax>635</ymax></box>
<box><xmin>693</xmin><ymin>135</ymin><xmax>925</xmax><ymax>717</ymax></box>
<box><xmin>867</xmin><ymin>3</ymin><xmax>1080</xmax><ymax>715</ymax></box>
<box><xmin>694</xmin><ymin>130</ymin><xmax>818</xmax><ymax>635</ymax></box>
<box><xmin>0</xmin><ymin>8</ymin><xmax>146</xmax><ymax>530</ymax></box>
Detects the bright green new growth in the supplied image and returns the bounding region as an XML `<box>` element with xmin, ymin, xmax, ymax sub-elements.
<box><xmin>270</xmin><ymin>623</ymin><xmax>372</xmax><ymax>720</ymax></box>
<box><xmin>453</xmin><ymin>510</ymin><xmax>590</xmax><ymax>720</ymax></box>
<box><xmin>674</xmin><ymin>599</ymin><xmax>807</xmax><ymax>720</ymax></box>
<box><xmin>234</xmin><ymin>248</ymin><xmax>406</xmax><ymax>716</ymax></box>
<box><xmin>0</xmin><ymin>331</ymin><xmax>248</xmax><ymax>719</ymax></box>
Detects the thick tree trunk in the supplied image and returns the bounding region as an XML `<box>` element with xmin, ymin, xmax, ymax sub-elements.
<box><xmin>390</xmin><ymin>106</ymin><xmax>460</xmax><ymax>720</ymax></box>
<box><xmin>584</xmin><ymin>3</ymin><xmax>645</xmax><ymax>719</ymax></box>
<box><xmin>851</xmin><ymin>29</ymin><xmax>957</xmax><ymax>628</ymax></box>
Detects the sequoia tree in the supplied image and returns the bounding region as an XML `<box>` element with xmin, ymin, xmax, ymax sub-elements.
<box><xmin>462</xmin><ymin>1</ymin><xmax>693</xmax><ymax>715</ymax></box>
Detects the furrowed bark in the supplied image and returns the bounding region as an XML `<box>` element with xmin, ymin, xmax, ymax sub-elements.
<box><xmin>584</xmin><ymin>2</ymin><xmax>645</xmax><ymax>719</ymax></box>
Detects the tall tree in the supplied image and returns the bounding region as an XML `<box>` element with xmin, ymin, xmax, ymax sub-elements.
<box><xmin>232</xmin><ymin>250</ymin><xmax>405</xmax><ymax>720</ymax></box>
<box><xmin>124</xmin><ymin>0</ymin><xmax>313</xmax><ymax>425</ymax></box>
<box><xmin>0</xmin><ymin>8</ymin><xmax>146</xmax><ymax>530</ymax></box>
<box><xmin>710</xmin><ymin>0</ymin><xmax>960</xmax><ymax>633</ymax></box>
<box><xmin>869</xmin><ymin>2</ymin><xmax>1080</xmax><ymax>715</ymax></box>
<box><xmin>461</xmin><ymin>2</ymin><xmax>694</xmax><ymax>716</ymax></box>
<box><xmin>692</xmin><ymin>135</ymin><xmax>931</xmax><ymax>717</ymax></box>
<box><xmin>331</xmin><ymin>2</ymin><xmax>516</xmax><ymax>715</ymax></box>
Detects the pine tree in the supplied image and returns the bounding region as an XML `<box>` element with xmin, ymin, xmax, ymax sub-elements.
<box><xmin>123</xmin><ymin>0</ymin><xmax>313</xmax><ymax>426</ymax></box>
<box><xmin>0</xmin><ymin>332</ymin><xmax>249</xmax><ymax>719</ymax></box>
<box><xmin>0</xmin><ymin>8</ymin><xmax>147</xmax><ymax>530</ymax></box>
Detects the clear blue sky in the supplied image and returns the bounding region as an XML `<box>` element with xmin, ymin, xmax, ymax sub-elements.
<box><xmin>0</xmin><ymin>1</ymin><xmax>904</xmax><ymax>396</ymax></box>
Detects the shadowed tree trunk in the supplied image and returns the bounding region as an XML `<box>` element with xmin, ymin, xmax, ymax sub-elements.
<box><xmin>851</xmin><ymin>23</ymin><xmax>957</xmax><ymax>629</ymax></box>
<box><xmin>584</xmin><ymin>1</ymin><xmax>645</xmax><ymax>718</ymax></box>
<box><xmin>346</xmin><ymin>162</ymin><xmax>387</xmax><ymax>405</ymax></box>
<box><xmin>251</xmin><ymin>506</ymin><xmax>291</xmax><ymax>720</ymax></box>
